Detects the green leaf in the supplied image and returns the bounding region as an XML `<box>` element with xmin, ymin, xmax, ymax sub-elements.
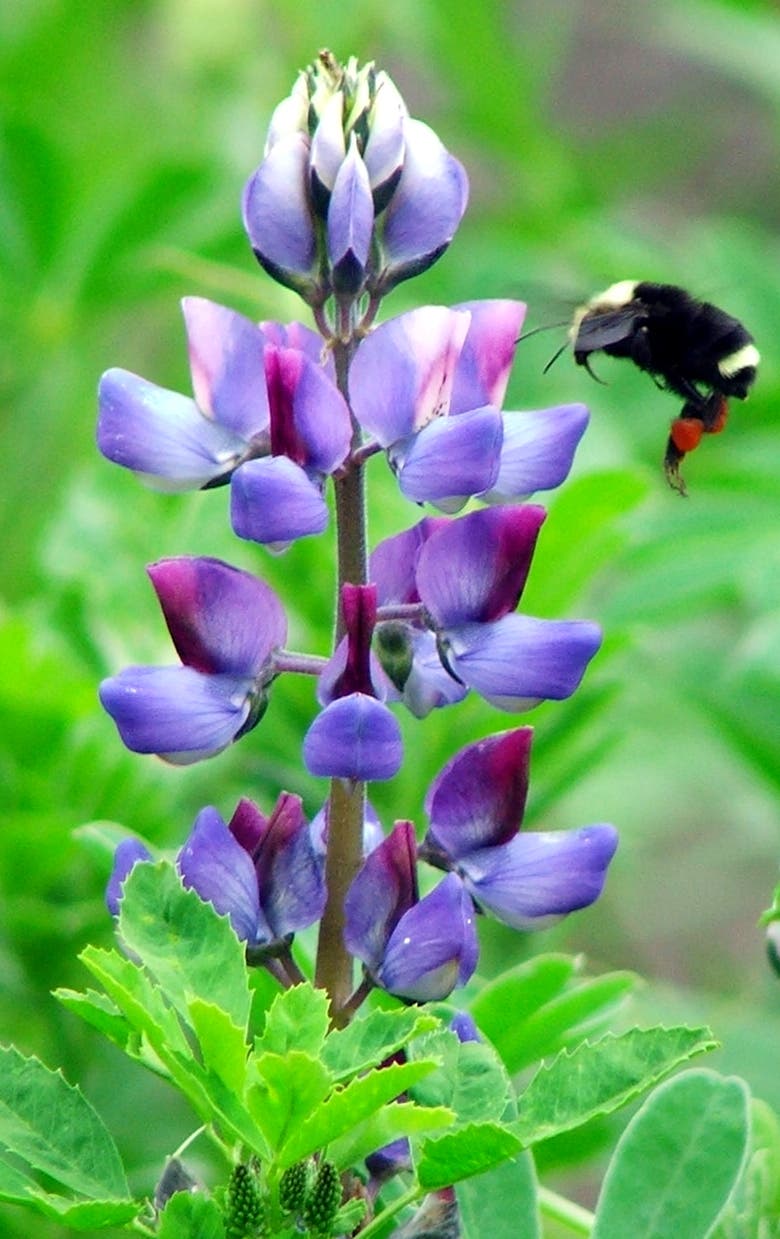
<box><xmin>0</xmin><ymin>1045</ymin><xmax>130</xmax><ymax>1200</ymax></box>
<box><xmin>408</xmin><ymin>1029</ymin><xmax>514</xmax><ymax>1125</ymax></box>
<box><xmin>279</xmin><ymin>1059</ymin><xmax>442</xmax><ymax>1167</ymax></box>
<box><xmin>416</xmin><ymin>1122</ymin><xmax>522</xmax><ymax>1191</ymax></box>
<box><xmin>470</xmin><ymin>956</ymin><xmax>579</xmax><ymax>1045</ymax></box>
<box><xmin>592</xmin><ymin>1070</ymin><xmax>750</xmax><ymax>1239</ymax></box>
<box><xmin>55</xmin><ymin>987</ymin><xmax>137</xmax><ymax>1057</ymax></box>
<box><xmin>457</xmin><ymin>1153</ymin><xmax>540</xmax><ymax>1239</ymax></box>
<box><xmin>157</xmin><ymin>1189</ymin><xmax>226</xmax><ymax>1239</ymax></box>
<box><xmin>328</xmin><ymin>1100</ymin><xmax>454</xmax><ymax>1174</ymax></box>
<box><xmin>248</xmin><ymin>1051</ymin><xmax>332</xmax><ymax>1151</ymax></box>
<box><xmin>254</xmin><ymin>982</ymin><xmax>330</xmax><ymax>1059</ymax></box>
<box><xmin>78</xmin><ymin>944</ymin><xmax>189</xmax><ymax>1063</ymax></box>
<box><xmin>513</xmin><ymin>1026</ymin><xmax>717</xmax><ymax>1147</ymax></box>
<box><xmin>321</xmin><ymin>1007</ymin><xmax>439</xmax><ymax>1081</ymax></box>
<box><xmin>188</xmin><ymin>997</ymin><xmax>249</xmax><ymax>1095</ymax></box>
<box><xmin>118</xmin><ymin>860</ymin><xmax>251</xmax><ymax>1035</ymax></box>
<box><xmin>710</xmin><ymin>1098</ymin><xmax>780</xmax><ymax>1239</ymax></box>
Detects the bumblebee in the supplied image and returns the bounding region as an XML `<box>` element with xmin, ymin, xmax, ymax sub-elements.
<box><xmin>557</xmin><ymin>280</ymin><xmax>759</xmax><ymax>494</ymax></box>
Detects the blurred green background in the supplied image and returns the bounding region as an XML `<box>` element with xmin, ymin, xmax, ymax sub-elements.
<box><xmin>1</xmin><ymin>0</ymin><xmax>778</xmax><ymax>1233</ymax></box>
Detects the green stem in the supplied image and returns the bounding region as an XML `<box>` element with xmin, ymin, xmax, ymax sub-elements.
<box><xmin>537</xmin><ymin>1186</ymin><xmax>594</xmax><ymax>1235</ymax></box>
<box><xmin>357</xmin><ymin>1185</ymin><xmax>422</xmax><ymax>1239</ymax></box>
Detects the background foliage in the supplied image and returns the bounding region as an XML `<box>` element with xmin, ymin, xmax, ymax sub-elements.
<box><xmin>1</xmin><ymin>0</ymin><xmax>778</xmax><ymax>1234</ymax></box>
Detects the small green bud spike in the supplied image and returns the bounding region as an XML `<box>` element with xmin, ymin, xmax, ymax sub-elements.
<box><xmin>225</xmin><ymin>1162</ymin><xmax>265</xmax><ymax>1239</ymax></box>
<box><xmin>279</xmin><ymin>1160</ymin><xmax>310</xmax><ymax>1215</ymax></box>
<box><xmin>303</xmin><ymin>1160</ymin><xmax>342</xmax><ymax>1235</ymax></box>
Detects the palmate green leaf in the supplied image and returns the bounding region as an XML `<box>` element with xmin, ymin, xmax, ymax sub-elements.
<box><xmin>513</xmin><ymin>1026</ymin><xmax>717</xmax><ymax>1148</ymax></box>
<box><xmin>118</xmin><ymin>861</ymin><xmax>251</xmax><ymax>1035</ymax></box>
<box><xmin>157</xmin><ymin>1189</ymin><xmax>225</xmax><ymax>1239</ymax></box>
<box><xmin>710</xmin><ymin>1099</ymin><xmax>780</xmax><ymax>1239</ymax></box>
<box><xmin>457</xmin><ymin>1153</ymin><xmax>540</xmax><ymax>1239</ymax></box>
<box><xmin>188</xmin><ymin>997</ymin><xmax>249</xmax><ymax>1096</ymax></box>
<box><xmin>592</xmin><ymin>1070</ymin><xmax>750</xmax><ymax>1239</ymax></box>
<box><xmin>408</xmin><ymin>1029</ymin><xmax>514</xmax><ymax>1125</ymax></box>
<box><xmin>0</xmin><ymin>1046</ymin><xmax>131</xmax><ymax>1203</ymax></box>
<box><xmin>55</xmin><ymin>987</ymin><xmax>138</xmax><ymax>1059</ymax></box>
<box><xmin>321</xmin><ymin>1007</ymin><xmax>439</xmax><ymax>1082</ymax></box>
<box><xmin>278</xmin><ymin>1059</ymin><xmax>443</xmax><ymax>1168</ymax></box>
<box><xmin>0</xmin><ymin>1150</ymin><xmax>138</xmax><ymax>1230</ymax></box>
<box><xmin>416</xmin><ymin>1122</ymin><xmax>522</xmax><ymax>1191</ymax></box>
<box><xmin>248</xmin><ymin>1051</ymin><xmax>332</xmax><ymax>1150</ymax></box>
<box><xmin>328</xmin><ymin>1100</ymin><xmax>454</xmax><ymax>1174</ymax></box>
<box><xmin>471</xmin><ymin>956</ymin><xmax>637</xmax><ymax>1074</ymax></box>
<box><xmin>254</xmin><ymin>982</ymin><xmax>330</xmax><ymax>1059</ymax></box>
<box><xmin>78</xmin><ymin>945</ymin><xmax>190</xmax><ymax>1061</ymax></box>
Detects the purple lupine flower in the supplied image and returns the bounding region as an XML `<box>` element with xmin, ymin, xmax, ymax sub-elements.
<box><xmin>345</xmin><ymin>821</ymin><xmax>479</xmax><ymax>1002</ymax></box>
<box><xmin>177</xmin><ymin>796</ymin><xmax>325</xmax><ymax>946</ymax></box>
<box><xmin>371</xmin><ymin>507</ymin><xmax>601</xmax><ymax>715</ymax></box>
<box><xmin>243</xmin><ymin>52</ymin><xmax>467</xmax><ymax>301</ymax></box>
<box><xmin>310</xmin><ymin>798</ymin><xmax>385</xmax><ymax>858</ymax></box>
<box><xmin>99</xmin><ymin>557</ymin><xmax>286</xmax><ymax>764</ymax></box>
<box><xmin>106</xmin><ymin>837</ymin><xmax>154</xmax><ymax>916</ymax></box>
<box><xmin>230</xmin><ymin>344</ymin><xmax>352</xmax><ymax>546</ymax></box>
<box><xmin>303</xmin><ymin>584</ymin><xmax>403</xmax><ymax>782</ymax></box>
<box><xmin>349</xmin><ymin>301</ymin><xmax>588</xmax><ymax>510</ymax></box>
<box><xmin>420</xmin><ymin>729</ymin><xmax>618</xmax><ymax>930</ymax></box>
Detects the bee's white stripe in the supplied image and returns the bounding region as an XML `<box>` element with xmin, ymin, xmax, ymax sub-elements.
<box><xmin>719</xmin><ymin>343</ymin><xmax>760</xmax><ymax>377</ymax></box>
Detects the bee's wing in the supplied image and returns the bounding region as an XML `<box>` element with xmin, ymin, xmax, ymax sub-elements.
<box><xmin>573</xmin><ymin>306</ymin><xmax>643</xmax><ymax>353</ymax></box>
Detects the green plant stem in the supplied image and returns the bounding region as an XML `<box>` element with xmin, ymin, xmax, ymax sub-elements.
<box><xmin>356</xmin><ymin>1185</ymin><xmax>422</xmax><ymax>1239</ymax></box>
<box><xmin>538</xmin><ymin>1186</ymin><xmax>594</xmax><ymax>1235</ymax></box>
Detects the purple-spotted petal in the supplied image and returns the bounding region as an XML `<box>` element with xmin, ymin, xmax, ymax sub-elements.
<box><xmin>327</xmin><ymin>137</ymin><xmax>374</xmax><ymax>294</ymax></box>
<box><xmin>303</xmin><ymin>694</ymin><xmax>402</xmax><ymax>782</ymax></box>
<box><xmin>345</xmin><ymin>820</ymin><xmax>418</xmax><ymax>972</ymax></box>
<box><xmin>449</xmin><ymin>300</ymin><xmax>526</xmax><ymax>414</ymax></box>
<box><xmin>147</xmin><ymin>557</ymin><xmax>287</xmax><ymax>676</ymax></box>
<box><xmin>350</xmin><ymin>307</ymin><xmax>471</xmax><ymax>446</ymax></box>
<box><xmin>424</xmin><ymin>729</ymin><xmax>534</xmax><ymax>859</ymax></box>
<box><xmin>445</xmin><ymin>615</ymin><xmax>602</xmax><ymax>709</ymax></box>
<box><xmin>242</xmin><ymin>134</ymin><xmax>317</xmax><ymax>292</ymax></box>
<box><xmin>460</xmin><ymin>824</ymin><xmax>619</xmax><ymax>930</ymax></box>
<box><xmin>231</xmin><ymin>456</ymin><xmax>329</xmax><ymax>545</ymax></box>
<box><xmin>379</xmin><ymin>119</ymin><xmax>469</xmax><ymax>289</ymax></box>
<box><xmin>484</xmin><ymin>405</ymin><xmax>590</xmax><ymax>501</ymax></box>
<box><xmin>378</xmin><ymin>874</ymin><xmax>478</xmax><ymax>1002</ymax></box>
<box><xmin>97</xmin><ymin>370</ymin><xmax>246</xmax><ymax>490</ymax></box>
<box><xmin>106</xmin><ymin>838</ymin><xmax>153</xmax><ymax>916</ymax></box>
<box><xmin>394</xmin><ymin>405</ymin><xmax>503</xmax><ymax>507</ymax></box>
<box><xmin>416</xmin><ymin>506</ymin><xmax>546</xmax><ymax>626</ymax></box>
<box><xmin>99</xmin><ymin>665</ymin><xmax>254</xmax><ymax>764</ymax></box>
<box><xmin>182</xmin><ymin>298</ymin><xmax>269</xmax><ymax>439</ymax></box>
<box><xmin>178</xmin><ymin>806</ymin><xmax>266</xmax><ymax>942</ymax></box>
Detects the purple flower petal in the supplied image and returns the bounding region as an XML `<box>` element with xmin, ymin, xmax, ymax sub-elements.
<box><xmin>259</xmin><ymin>320</ymin><xmax>333</xmax><ymax>373</ymax></box>
<box><xmin>303</xmin><ymin>694</ymin><xmax>403</xmax><ymax>782</ymax></box>
<box><xmin>369</xmin><ymin>516</ymin><xmax>447</xmax><ymax>606</ymax></box>
<box><xmin>147</xmin><ymin>557</ymin><xmax>287</xmax><ymax>676</ymax></box>
<box><xmin>378</xmin><ymin>874</ymin><xmax>478</xmax><ymax>1002</ymax></box>
<box><xmin>255</xmin><ymin>793</ymin><xmax>326</xmax><ymax>936</ymax></box>
<box><xmin>394</xmin><ymin>406</ymin><xmax>503</xmax><ymax>507</ymax></box>
<box><xmin>327</xmin><ymin>137</ymin><xmax>374</xmax><ymax>294</ymax></box>
<box><xmin>364</xmin><ymin>73</ymin><xmax>406</xmax><ymax>209</ymax></box>
<box><xmin>445</xmin><ymin>614</ymin><xmax>602</xmax><ymax>710</ymax></box>
<box><xmin>242</xmin><ymin>134</ymin><xmax>317</xmax><ymax>293</ymax></box>
<box><xmin>310</xmin><ymin>798</ymin><xmax>385</xmax><ymax>859</ymax></box>
<box><xmin>449</xmin><ymin>300</ymin><xmax>526</xmax><ymax>414</ymax></box>
<box><xmin>450</xmin><ymin>1011</ymin><xmax>480</xmax><ymax>1043</ymax></box>
<box><xmin>99</xmin><ymin>665</ymin><xmax>254</xmax><ymax>764</ymax></box>
<box><xmin>379</xmin><ymin>119</ymin><xmax>469</xmax><ymax>289</ymax></box>
<box><xmin>182</xmin><ymin>298</ymin><xmax>269</xmax><ymax>440</ymax></box>
<box><xmin>309</xmin><ymin>90</ymin><xmax>346</xmax><ymax>207</ymax></box>
<box><xmin>379</xmin><ymin>627</ymin><xmax>467</xmax><ymax>718</ymax></box>
<box><xmin>264</xmin><ymin>346</ymin><xmax>351</xmax><ymax>474</ymax></box>
<box><xmin>228</xmin><ymin>797</ymin><xmax>268</xmax><ymax>853</ymax></box>
<box><xmin>345</xmin><ymin>821</ymin><xmax>418</xmax><ymax>973</ymax></box>
<box><xmin>106</xmin><ymin>838</ymin><xmax>153</xmax><ymax>916</ymax></box>
<box><xmin>460</xmin><ymin>824</ymin><xmax>619</xmax><ymax>930</ymax></box>
<box><xmin>485</xmin><ymin>405</ymin><xmax>590</xmax><ymax>501</ymax></box>
<box><xmin>350</xmin><ymin>307</ymin><xmax>470</xmax><ymax>446</ymax></box>
<box><xmin>230</xmin><ymin>456</ymin><xmax>329</xmax><ymax>545</ymax></box>
<box><xmin>424</xmin><ymin>728</ymin><xmax>534</xmax><ymax>859</ymax></box>
<box><xmin>416</xmin><ymin>506</ymin><xmax>546</xmax><ymax>626</ymax></box>
<box><xmin>97</xmin><ymin>369</ymin><xmax>246</xmax><ymax>490</ymax></box>
<box><xmin>178</xmin><ymin>806</ymin><xmax>265</xmax><ymax>942</ymax></box>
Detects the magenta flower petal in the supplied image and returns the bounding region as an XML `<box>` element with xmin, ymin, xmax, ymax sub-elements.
<box><xmin>424</xmin><ymin>728</ymin><xmax>534</xmax><ymax>859</ymax></box>
<box><xmin>350</xmin><ymin>307</ymin><xmax>471</xmax><ymax>446</ymax></box>
<box><xmin>303</xmin><ymin>694</ymin><xmax>403</xmax><ymax>782</ymax></box>
<box><xmin>328</xmin><ymin>137</ymin><xmax>374</xmax><ymax>294</ymax></box>
<box><xmin>445</xmin><ymin>614</ymin><xmax>602</xmax><ymax>709</ymax></box>
<box><xmin>379</xmin><ymin>119</ymin><xmax>469</xmax><ymax>289</ymax></box>
<box><xmin>416</xmin><ymin>506</ymin><xmax>546</xmax><ymax>626</ymax></box>
<box><xmin>97</xmin><ymin>370</ymin><xmax>246</xmax><ymax>490</ymax></box>
<box><xmin>344</xmin><ymin>821</ymin><xmax>418</xmax><ymax>973</ymax></box>
<box><xmin>178</xmin><ymin>806</ymin><xmax>266</xmax><ymax>942</ymax></box>
<box><xmin>147</xmin><ymin>557</ymin><xmax>287</xmax><ymax>676</ymax></box>
<box><xmin>259</xmin><ymin>320</ymin><xmax>333</xmax><ymax>373</ymax></box>
<box><xmin>182</xmin><ymin>298</ymin><xmax>269</xmax><ymax>440</ymax></box>
<box><xmin>460</xmin><ymin>824</ymin><xmax>619</xmax><ymax>930</ymax></box>
<box><xmin>378</xmin><ymin>874</ymin><xmax>478</xmax><ymax>1001</ymax></box>
<box><xmin>485</xmin><ymin>405</ymin><xmax>590</xmax><ymax>501</ymax></box>
<box><xmin>394</xmin><ymin>405</ymin><xmax>503</xmax><ymax>506</ymax></box>
<box><xmin>265</xmin><ymin>347</ymin><xmax>352</xmax><ymax>474</ymax></box>
<box><xmin>230</xmin><ymin>456</ymin><xmax>329</xmax><ymax>545</ymax></box>
<box><xmin>106</xmin><ymin>838</ymin><xmax>153</xmax><ymax>916</ymax></box>
<box><xmin>99</xmin><ymin>665</ymin><xmax>254</xmax><ymax>764</ymax></box>
<box><xmin>449</xmin><ymin>300</ymin><xmax>527</xmax><ymax>414</ymax></box>
<box><xmin>242</xmin><ymin>133</ymin><xmax>317</xmax><ymax>292</ymax></box>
